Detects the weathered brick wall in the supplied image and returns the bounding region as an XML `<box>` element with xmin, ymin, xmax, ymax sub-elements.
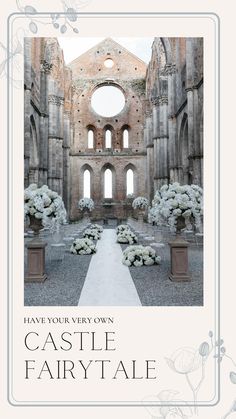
<box><xmin>69</xmin><ymin>38</ymin><xmax>147</xmax><ymax>220</ymax></box>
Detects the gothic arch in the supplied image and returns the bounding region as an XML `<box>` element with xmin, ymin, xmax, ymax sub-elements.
<box><xmin>121</xmin><ymin>125</ymin><xmax>130</xmax><ymax>149</ymax></box>
<box><xmin>159</xmin><ymin>37</ymin><xmax>173</xmax><ymax>65</ymax></box>
<box><xmin>86</xmin><ymin>125</ymin><xmax>96</xmax><ymax>149</ymax></box>
<box><xmin>124</xmin><ymin>163</ymin><xmax>137</xmax><ymax>196</ymax></box>
<box><xmin>80</xmin><ymin>164</ymin><xmax>94</xmax><ymax>199</ymax></box>
<box><xmin>103</xmin><ymin>124</ymin><xmax>114</xmax><ymax>149</ymax></box>
<box><xmin>101</xmin><ymin>163</ymin><xmax>116</xmax><ymax>199</ymax></box>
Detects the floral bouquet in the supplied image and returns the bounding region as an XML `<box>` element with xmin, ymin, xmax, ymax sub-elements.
<box><xmin>90</xmin><ymin>224</ymin><xmax>103</xmax><ymax>233</ymax></box>
<box><xmin>117</xmin><ymin>229</ymin><xmax>138</xmax><ymax>245</ymax></box>
<box><xmin>148</xmin><ymin>183</ymin><xmax>203</xmax><ymax>232</ymax></box>
<box><xmin>116</xmin><ymin>224</ymin><xmax>130</xmax><ymax>234</ymax></box>
<box><xmin>24</xmin><ymin>183</ymin><xmax>67</xmax><ymax>226</ymax></box>
<box><xmin>122</xmin><ymin>245</ymin><xmax>161</xmax><ymax>267</ymax></box>
<box><xmin>132</xmin><ymin>196</ymin><xmax>149</xmax><ymax>210</ymax></box>
<box><xmin>83</xmin><ymin>228</ymin><xmax>101</xmax><ymax>240</ymax></box>
<box><xmin>70</xmin><ymin>238</ymin><xmax>96</xmax><ymax>255</ymax></box>
<box><xmin>78</xmin><ymin>197</ymin><xmax>94</xmax><ymax>212</ymax></box>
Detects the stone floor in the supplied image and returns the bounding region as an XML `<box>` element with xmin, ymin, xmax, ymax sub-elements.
<box><xmin>24</xmin><ymin>222</ymin><xmax>203</xmax><ymax>307</ymax></box>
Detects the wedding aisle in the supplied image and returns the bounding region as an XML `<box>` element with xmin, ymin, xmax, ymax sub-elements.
<box><xmin>78</xmin><ymin>229</ymin><xmax>141</xmax><ymax>306</ymax></box>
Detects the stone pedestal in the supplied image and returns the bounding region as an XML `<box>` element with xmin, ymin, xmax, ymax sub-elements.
<box><xmin>168</xmin><ymin>236</ymin><xmax>191</xmax><ymax>282</ymax></box>
<box><xmin>25</xmin><ymin>239</ymin><xmax>47</xmax><ymax>282</ymax></box>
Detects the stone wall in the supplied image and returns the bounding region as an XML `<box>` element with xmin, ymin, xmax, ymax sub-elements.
<box><xmin>145</xmin><ymin>37</ymin><xmax>203</xmax><ymax>202</ymax></box>
<box><xmin>69</xmin><ymin>38</ymin><xmax>147</xmax><ymax>220</ymax></box>
<box><xmin>24</xmin><ymin>37</ymin><xmax>73</xmax><ymax>212</ymax></box>
<box><xmin>24</xmin><ymin>37</ymin><xmax>203</xmax><ymax>220</ymax></box>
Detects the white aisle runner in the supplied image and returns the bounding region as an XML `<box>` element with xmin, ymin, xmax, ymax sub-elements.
<box><xmin>78</xmin><ymin>229</ymin><xmax>141</xmax><ymax>306</ymax></box>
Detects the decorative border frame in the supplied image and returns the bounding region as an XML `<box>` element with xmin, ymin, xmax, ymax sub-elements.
<box><xmin>6</xmin><ymin>11</ymin><xmax>220</xmax><ymax>408</ymax></box>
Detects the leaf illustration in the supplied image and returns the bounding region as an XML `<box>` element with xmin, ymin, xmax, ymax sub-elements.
<box><xmin>66</xmin><ymin>8</ymin><xmax>77</xmax><ymax>22</ymax></box>
<box><xmin>230</xmin><ymin>371</ymin><xmax>236</xmax><ymax>384</ymax></box>
<box><xmin>199</xmin><ymin>341</ymin><xmax>210</xmax><ymax>357</ymax></box>
<box><xmin>60</xmin><ymin>25</ymin><xmax>67</xmax><ymax>34</ymax></box>
<box><xmin>24</xmin><ymin>5</ymin><xmax>37</xmax><ymax>15</ymax></box>
<box><xmin>73</xmin><ymin>27</ymin><xmax>79</xmax><ymax>33</ymax></box>
<box><xmin>29</xmin><ymin>21</ymin><xmax>38</xmax><ymax>34</ymax></box>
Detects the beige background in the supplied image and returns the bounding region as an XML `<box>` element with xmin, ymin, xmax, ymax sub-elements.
<box><xmin>0</xmin><ymin>0</ymin><xmax>234</xmax><ymax>418</ymax></box>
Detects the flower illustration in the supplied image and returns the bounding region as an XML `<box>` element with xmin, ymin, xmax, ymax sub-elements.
<box><xmin>165</xmin><ymin>347</ymin><xmax>201</xmax><ymax>375</ymax></box>
<box><xmin>143</xmin><ymin>390</ymin><xmax>192</xmax><ymax>419</ymax></box>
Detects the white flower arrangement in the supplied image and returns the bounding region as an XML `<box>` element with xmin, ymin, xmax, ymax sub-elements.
<box><xmin>78</xmin><ymin>198</ymin><xmax>94</xmax><ymax>212</ymax></box>
<box><xmin>116</xmin><ymin>224</ymin><xmax>130</xmax><ymax>235</ymax></box>
<box><xmin>117</xmin><ymin>229</ymin><xmax>138</xmax><ymax>245</ymax></box>
<box><xmin>122</xmin><ymin>245</ymin><xmax>161</xmax><ymax>267</ymax></box>
<box><xmin>83</xmin><ymin>228</ymin><xmax>101</xmax><ymax>240</ymax></box>
<box><xmin>148</xmin><ymin>182</ymin><xmax>203</xmax><ymax>232</ymax></box>
<box><xmin>132</xmin><ymin>196</ymin><xmax>149</xmax><ymax>210</ymax></box>
<box><xmin>24</xmin><ymin>183</ymin><xmax>67</xmax><ymax>226</ymax></box>
<box><xmin>70</xmin><ymin>238</ymin><xmax>96</xmax><ymax>255</ymax></box>
<box><xmin>90</xmin><ymin>224</ymin><xmax>103</xmax><ymax>233</ymax></box>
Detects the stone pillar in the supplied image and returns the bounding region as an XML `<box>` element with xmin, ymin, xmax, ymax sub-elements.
<box><xmin>145</xmin><ymin>112</ymin><xmax>154</xmax><ymax>201</ymax></box>
<box><xmin>169</xmin><ymin>238</ymin><xmax>191</xmax><ymax>282</ymax></box>
<box><xmin>48</xmin><ymin>93</ymin><xmax>64</xmax><ymax>195</ymax></box>
<box><xmin>192</xmin><ymin>86</ymin><xmax>202</xmax><ymax>185</ymax></box>
<box><xmin>159</xmin><ymin>96</ymin><xmax>169</xmax><ymax>185</ymax></box>
<box><xmin>24</xmin><ymin>38</ymin><xmax>32</xmax><ymax>188</ymax></box>
<box><xmin>152</xmin><ymin>99</ymin><xmax>159</xmax><ymax>191</ymax></box>
<box><xmin>25</xmin><ymin>240</ymin><xmax>47</xmax><ymax>282</ymax></box>
<box><xmin>186</xmin><ymin>38</ymin><xmax>196</xmax><ymax>183</ymax></box>
<box><xmin>38</xmin><ymin>60</ymin><xmax>51</xmax><ymax>186</ymax></box>
<box><xmin>166</xmin><ymin>64</ymin><xmax>177</xmax><ymax>183</ymax></box>
<box><xmin>63</xmin><ymin>111</ymin><xmax>71</xmax><ymax>212</ymax></box>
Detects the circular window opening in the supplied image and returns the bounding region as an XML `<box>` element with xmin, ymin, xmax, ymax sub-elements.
<box><xmin>104</xmin><ymin>58</ymin><xmax>114</xmax><ymax>68</ymax></box>
<box><xmin>91</xmin><ymin>85</ymin><xmax>125</xmax><ymax>117</ymax></box>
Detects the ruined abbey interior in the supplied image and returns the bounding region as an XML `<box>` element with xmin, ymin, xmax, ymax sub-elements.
<box><xmin>24</xmin><ymin>37</ymin><xmax>203</xmax><ymax>221</ymax></box>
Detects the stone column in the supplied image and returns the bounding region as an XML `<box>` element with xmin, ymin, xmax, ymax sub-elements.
<box><xmin>152</xmin><ymin>98</ymin><xmax>159</xmax><ymax>191</ymax></box>
<box><xmin>39</xmin><ymin>60</ymin><xmax>51</xmax><ymax>185</ymax></box>
<box><xmin>159</xmin><ymin>96</ymin><xmax>169</xmax><ymax>185</ymax></box>
<box><xmin>166</xmin><ymin>64</ymin><xmax>177</xmax><ymax>183</ymax></box>
<box><xmin>63</xmin><ymin>111</ymin><xmax>71</xmax><ymax>212</ymax></box>
<box><xmin>145</xmin><ymin>111</ymin><xmax>154</xmax><ymax>201</ymax></box>
<box><xmin>192</xmin><ymin>86</ymin><xmax>202</xmax><ymax>185</ymax></box>
<box><xmin>24</xmin><ymin>38</ymin><xmax>32</xmax><ymax>188</ymax></box>
<box><xmin>186</xmin><ymin>38</ymin><xmax>196</xmax><ymax>185</ymax></box>
<box><xmin>48</xmin><ymin>94</ymin><xmax>64</xmax><ymax>195</ymax></box>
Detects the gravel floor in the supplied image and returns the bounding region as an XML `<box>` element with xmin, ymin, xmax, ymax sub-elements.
<box><xmin>120</xmin><ymin>242</ymin><xmax>203</xmax><ymax>306</ymax></box>
<box><xmin>24</xmin><ymin>222</ymin><xmax>203</xmax><ymax>306</ymax></box>
<box><xmin>24</xmin><ymin>222</ymin><xmax>94</xmax><ymax>306</ymax></box>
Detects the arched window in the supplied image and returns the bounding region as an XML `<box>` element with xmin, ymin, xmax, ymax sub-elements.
<box><xmin>105</xmin><ymin>129</ymin><xmax>112</xmax><ymax>148</ymax></box>
<box><xmin>83</xmin><ymin>169</ymin><xmax>91</xmax><ymax>198</ymax></box>
<box><xmin>123</xmin><ymin>129</ymin><xmax>129</xmax><ymax>148</ymax></box>
<box><xmin>88</xmin><ymin>130</ymin><xmax>94</xmax><ymax>149</ymax></box>
<box><xmin>104</xmin><ymin>168</ymin><xmax>112</xmax><ymax>198</ymax></box>
<box><xmin>126</xmin><ymin>169</ymin><xmax>134</xmax><ymax>196</ymax></box>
